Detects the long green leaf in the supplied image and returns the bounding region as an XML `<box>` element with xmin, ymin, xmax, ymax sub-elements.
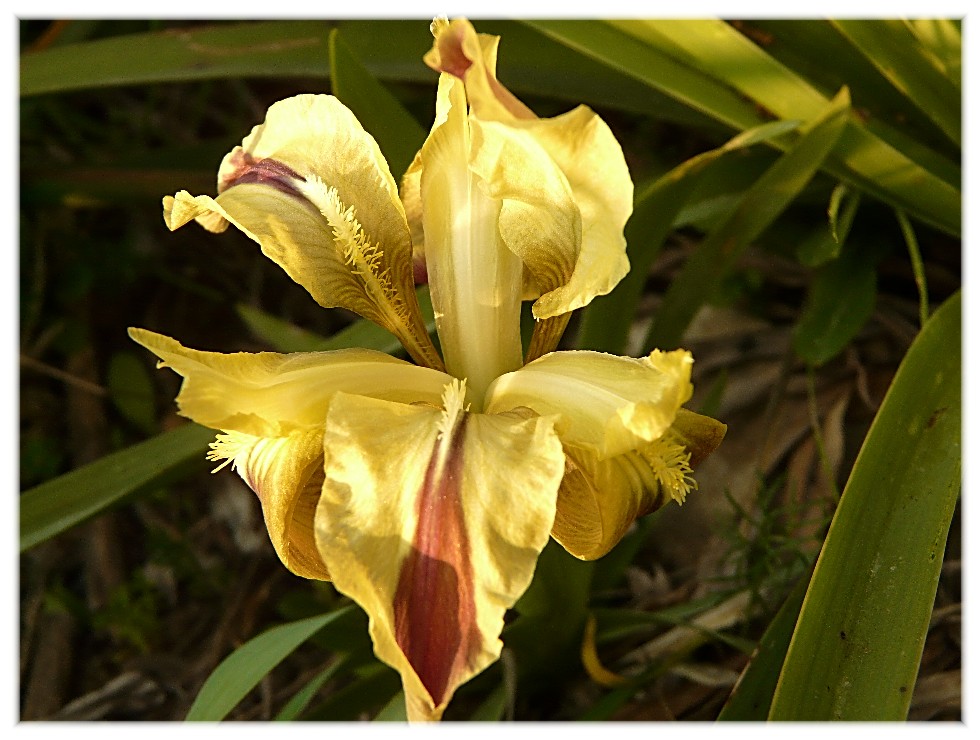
<box><xmin>22</xmin><ymin>19</ymin><xmax>714</xmax><ymax>132</ymax></box>
<box><xmin>21</xmin><ymin>21</ymin><xmax>334</xmax><ymax>96</ymax></box>
<box><xmin>343</xmin><ymin>19</ymin><xmax>723</xmax><ymax>127</ymax></box>
<box><xmin>525</xmin><ymin>20</ymin><xmax>768</xmax><ymax>134</ymax></box>
<box><xmin>645</xmin><ymin>88</ymin><xmax>850</xmax><ymax>350</ymax></box>
<box><xmin>19</xmin><ymin>422</ymin><xmax>213</xmax><ymax>552</ymax></box>
<box><xmin>831</xmin><ymin>20</ymin><xmax>961</xmax><ymax>147</ymax></box>
<box><xmin>740</xmin><ymin>19</ymin><xmax>960</xmax><ymax>188</ymax></box>
<box><xmin>904</xmin><ymin>19</ymin><xmax>961</xmax><ymax>83</ymax></box>
<box><xmin>274</xmin><ymin>654</ymin><xmax>355</xmax><ymax>721</ymax></box>
<box><xmin>769</xmin><ymin>291</ymin><xmax>961</xmax><ymax>720</ymax></box>
<box><xmin>532</xmin><ymin>19</ymin><xmax>960</xmax><ymax>236</ymax></box>
<box><xmin>608</xmin><ymin>19</ymin><xmax>961</xmax><ymax>234</ymax></box>
<box><xmin>186</xmin><ymin>607</ymin><xmax>354</xmax><ymax>721</ymax></box>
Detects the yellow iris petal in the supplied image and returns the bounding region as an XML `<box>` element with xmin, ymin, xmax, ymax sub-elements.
<box><xmin>314</xmin><ymin>383</ymin><xmax>564</xmax><ymax>721</ymax></box>
<box><xmin>553</xmin><ymin>411</ymin><xmax>726</xmax><ymax>560</ymax></box>
<box><xmin>128</xmin><ymin>327</ymin><xmax>452</xmax><ymax>437</ymax></box>
<box><xmin>419</xmin><ymin>74</ymin><xmax>524</xmax><ymax>398</ymax></box>
<box><xmin>162</xmin><ymin>95</ymin><xmax>441</xmax><ymax>369</ymax></box>
<box><xmin>425</xmin><ymin>17</ymin><xmax>536</xmax><ymax>123</ymax></box>
<box><xmin>208</xmin><ymin>429</ymin><xmax>329</xmax><ymax>580</ymax></box>
<box><xmin>485</xmin><ymin>349</ymin><xmax>694</xmax><ymax>459</ymax></box>
<box><xmin>469</xmin><ymin>116</ymin><xmax>582</xmax><ymax>317</ymax></box>
<box><xmin>424</xmin><ymin>17</ymin><xmax>632</xmax><ymax>324</ymax></box>
<box><xmin>509</xmin><ymin>107</ymin><xmax>632</xmax><ymax>317</ymax></box>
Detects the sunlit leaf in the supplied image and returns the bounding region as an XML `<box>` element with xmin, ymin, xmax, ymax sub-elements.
<box><xmin>831</xmin><ymin>19</ymin><xmax>960</xmax><ymax>147</ymax></box>
<box><xmin>904</xmin><ymin>19</ymin><xmax>961</xmax><ymax>83</ymax></box>
<box><xmin>533</xmin><ymin>19</ymin><xmax>960</xmax><ymax>236</ymax></box>
<box><xmin>770</xmin><ymin>291</ymin><xmax>961</xmax><ymax>720</ymax></box>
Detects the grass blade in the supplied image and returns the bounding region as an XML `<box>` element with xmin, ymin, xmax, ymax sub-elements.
<box><xmin>186</xmin><ymin>607</ymin><xmax>355</xmax><ymax>721</ymax></box>
<box><xmin>769</xmin><ymin>291</ymin><xmax>961</xmax><ymax>720</ymax></box>
<box><xmin>20</xmin><ymin>423</ymin><xmax>214</xmax><ymax>552</ymax></box>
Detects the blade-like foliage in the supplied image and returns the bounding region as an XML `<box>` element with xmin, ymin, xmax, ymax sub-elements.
<box><xmin>186</xmin><ymin>607</ymin><xmax>355</xmax><ymax>721</ymax></box>
<box><xmin>646</xmin><ymin>87</ymin><xmax>850</xmax><ymax>350</ymax></box>
<box><xmin>769</xmin><ymin>291</ymin><xmax>961</xmax><ymax>720</ymax></box>
<box><xmin>20</xmin><ymin>422</ymin><xmax>214</xmax><ymax>552</ymax></box>
<box><xmin>530</xmin><ymin>19</ymin><xmax>960</xmax><ymax>236</ymax></box>
<box><xmin>577</xmin><ymin>119</ymin><xmax>800</xmax><ymax>354</ymax></box>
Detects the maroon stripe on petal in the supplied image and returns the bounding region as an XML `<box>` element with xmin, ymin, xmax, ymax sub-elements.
<box><xmin>393</xmin><ymin>417</ymin><xmax>479</xmax><ymax>707</ymax></box>
<box><xmin>219</xmin><ymin>150</ymin><xmax>306</xmax><ymax>198</ymax></box>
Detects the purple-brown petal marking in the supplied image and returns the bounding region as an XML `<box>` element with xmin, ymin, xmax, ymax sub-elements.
<box><xmin>393</xmin><ymin>416</ymin><xmax>479</xmax><ymax>707</ymax></box>
<box><xmin>219</xmin><ymin>150</ymin><xmax>306</xmax><ymax>198</ymax></box>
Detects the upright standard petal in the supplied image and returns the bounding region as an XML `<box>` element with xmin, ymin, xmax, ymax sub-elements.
<box><xmin>314</xmin><ymin>383</ymin><xmax>565</xmax><ymax>721</ymax></box>
<box><xmin>419</xmin><ymin>75</ymin><xmax>525</xmax><ymax>400</ymax></box>
<box><xmin>129</xmin><ymin>327</ymin><xmax>452</xmax><ymax>437</ymax></box>
<box><xmin>509</xmin><ymin>107</ymin><xmax>632</xmax><ymax>318</ymax></box>
<box><xmin>424</xmin><ymin>17</ymin><xmax>633</xmax><ymax>355</ymax></box>
<box><xmin>162</xmin><ymin>95</ymin><xmax>441</xmax><ymax>370</ymax></box>
<box><xmin>424</xmin><ymin>17</ymin><xmax>536</xmax><ymax>123</ymax></box>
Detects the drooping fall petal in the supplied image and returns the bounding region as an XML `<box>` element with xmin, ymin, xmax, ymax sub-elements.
<box><xmin>552</xmin><ymin>409</ymin><xmax>725</xmax><ymax>560</ymax></box>
<box><xmin>314</xmin><ymin>382</ymin><xmax>565</xmax><ymax>721</ymax></box>
<box><xmin>485</xmin><ymin>349</ymin><xmax>695</xmax><ymax>459</ymax></box>
<box><xmin>162</xmin><ymin>95</ymin><xmax>441</xmax><ymax>369</ymax></box>
<box><xmin>208</xmin><ymin>429</ymin><xmax>330</xmax><ymax>580</ymax></box>
<box><xmin>128</xmin><ymin>327</ymin><xmax>452</xmax><ymax>437</ymax></box>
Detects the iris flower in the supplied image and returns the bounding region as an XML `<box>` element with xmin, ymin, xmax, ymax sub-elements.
<box><xmin>130</xmin><ymin>18</ymin><xmax>725</xmax><ymax>722</ymax></box>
